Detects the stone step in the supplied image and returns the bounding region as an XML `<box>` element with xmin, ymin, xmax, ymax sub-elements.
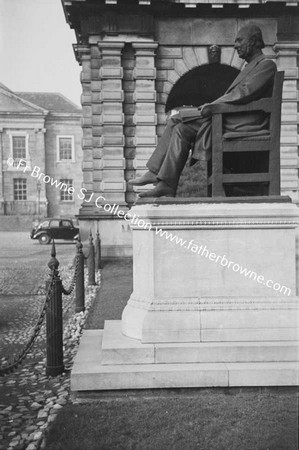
<box><xmin>70</xmin><ymin>326</ymin><xmax>298</xmax><ymax>392</ymax></box>
<box><xmin>101</xmin><ymin>321</ymin><xmax>298</xmax><ymax>365</ymax></box>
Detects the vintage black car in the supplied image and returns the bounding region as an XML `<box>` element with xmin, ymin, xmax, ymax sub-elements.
<box><xmin>30</xmin><ymin>218</ymin><xmax>79</xmax><ymax>244</ymax></box>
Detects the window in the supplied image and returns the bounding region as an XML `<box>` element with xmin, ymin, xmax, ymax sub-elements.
<box><xmin>61</xmin><ymin>220</ymin><xmax>72</xmax><ymax>227</ymax></box>
<box><xmin>13</xmin><ymin>179</ymin><xmax>27</xmax><ymax>200</ymax></box>
<box><xmin>41</xmin><ymin>220</ymin><xmax>50</xmax><ymax>227</ymax></box>
<box><xmin>49</xmin><ymin>220</ymin><xmax>60</xmax><ymax>228</ymax></box>
<box><xmin>8</xmin><ymin>133</ymin><xmax>30</xmax><ymax>170</ymax></box>
<box><xmin>57</xmin><ymin>136</ymin><xmax>74</xmax><ymax>161</ymax></box>
<box><xmin>12</xmin><ymin>136</ymin><xmax>26</xmax><ymax>160</ymax></box>
<box><xmin>60</xmin><ymin>179</ymin><xmax>73</xmax><ymax>201</ymax></box>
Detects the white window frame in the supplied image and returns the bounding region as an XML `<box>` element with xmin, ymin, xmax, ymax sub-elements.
<box><xmin>13</xmin><ymin>178</ymin><xmax>27</xmax><ymax>200</ymax></box>
<box><xmin>8</xmin><ymin>132</ymin><xmax>31</xmax><ymax>171</ymax></box>
<box><xmin>57</xmin><ymin>135</ymin><xmax>75</xmax><ymax>162</ymax></box>
<box><xmin>60</xmin><ymin>179</ymin><xmax>74</xmax><ymax>202</ymax></box>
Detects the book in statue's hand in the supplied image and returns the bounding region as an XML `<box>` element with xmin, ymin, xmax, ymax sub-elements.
<box><xmin>178</xmin><ymin>107</ymin><xmax>203</xmax><ymax>122</ymax></box>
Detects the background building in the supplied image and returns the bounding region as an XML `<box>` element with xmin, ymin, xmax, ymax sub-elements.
<box><xmin>61</xmin><ymin>0</ymin><xmax>299</xmax><ymax>256</ymax></box>
<box><xmin>0</xmin><ymin>84</ymin><xmax>82</xmax><ymax>230</ymax></box>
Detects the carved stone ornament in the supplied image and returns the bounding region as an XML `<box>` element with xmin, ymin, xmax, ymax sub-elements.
<box><xmin>208</xmin><ymin>44</ymin><xmax>221</xmax><ymax>64</ymax></box>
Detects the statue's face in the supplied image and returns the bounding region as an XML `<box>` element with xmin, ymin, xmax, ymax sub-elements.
<box><xmin>234</xmin><ymin>29</ymin><xmax>254</xmax><ymax>61</ymax></box>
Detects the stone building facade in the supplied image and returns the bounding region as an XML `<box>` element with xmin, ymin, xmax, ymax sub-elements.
<box><xmin>62</xmin><ymin>0</ymin><xmax>299</xmax><ymax>256</ymax></box>
<box><xmin>0</xmin><ymin>84</ymin><xmax>82</xmax><ymax>229</ymax></box>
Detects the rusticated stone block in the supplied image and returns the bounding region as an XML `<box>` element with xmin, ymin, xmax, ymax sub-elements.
<box><xmin>102</xmin><ymin>159</ymin><xmax>126</xmax><ymax>170</ymax></box>
<box><xmin>123</xmin><ymin>80</ymin><xmax>135</xmax><ymax>92</ymax></box>
<box><xmin>101</xmin><ymin>180</ymin><xmax>126</xmax><ymax>192</ymax></box>
<box><xmin>183</xmin><ymin>47</ymin><xmax>199</xmax><ymax>69</ymax></box>
<box><xmin>83</xmin><ymin>148</ymin><xmax>93</xmax><ymax>161</ymax></box>
<box><xmin>92</xmin><ymin>105</ymin><xmax>103</xmax><ymax>116</ymax></box>
<box><xmin>93</xmin><ymin>169</ymin><xmax>102</xmax><ymax>181</ymax></box>
<box><xmin>156</xmin><ymin>58</ymin><xmax>175</xmax><ymax>70</ymax></box>
<box><xmin>91</xmin><ymin>80</ymin><xmax>102</xmax><ymax>91</ymax></box>
<box><xmin>124</xmin><ymin>115</ymin><xmax>134</xmax><ymax>126</ymax></box>
<box><xmin>125</xmin><ymin>127</ymin><xmax>135</xmax><ymax>137</ymax></box>
<box><xmin>81</xmin><ymin>94</ymin><xmax>92</xmax><ymax>105</ymax></box>
<box><xmin>103</xmin><ymin>147</ymin><xmax>124</xmax><ymax>158</ymax></box>
<box><xmin>83</xmin><ymin>105</ymin><xmax>92</xmax><ymax>116</ymax></box>
<box><xmin>92</xmin><ymin>137</ymin><xmax>103</xmax><ymax>147</ymax></box>
<box><xmin>135</xmin><ymin>125</ymin><xmax>156</xmax><ymax>136</ymax></box>
<box><xmin>134</xmin><ymin>136</ymin><xmax>157</xmax><ymax>146</ymax></box>
<box><xmin>103</xmin><ymin>103</ymin><xmax>123</xmax><ymax>114</ymax></box>
<box><xmin>133</xmin><ymin>91</ymin><xmax>156</xmax><ymax>102</ymax></box>
<box><xmin>99</xmin><ymin>67</ymin><xmax>123</xmax><ymax>79</ymax></box>
<box><xmin>83</xmin><ymin>172</ymin><xmax>93</xmax><ymax>183</ymax></box>
<box><xmin>103</xmin><ymin>125</ymin><xmax>123</xmax><ymax>135</ymax></box>
<box><xmin>102</xmin><ymin>135</ymin><xmax>125</xmax><ymax>146</ymax></box>
<box><xmin>124</xmin><ymin>103</ymin><xmax>135</xmax><ymax>115</ymax></box>
<box><xmin>81</xmin><ymin>117</ymin><xmax>92</xmax><ymax>127</ymax></box>
<box><xmin>100</xmin><ymin>91</ymin><xmax>124</xmax><ymax>102</ymax></box>
<box><xmin>134</xmin><ymin>68</ymin><xmax>156</xmax><ymax>79</ymax></box>
<box><xmin>102</xmin><ymin>114</ymin><xmax>124</xmax><ymax>125</ymax></box>
<box><xmin>82</xmin><ymin>138</ymin><xmax>93</xmax><ymax>148</ymax></box>
<box><xmin>90</xmin><ymin>45</ymin><xmax>101</xmax><ymax>59</ymax></box>
<box><xmin>102</xmin><ymin>170</ymin><xmax>125</xmax><ymax>180</ymax></box>
<box><xmin>156</xmin><ymin>70</ymin><xmax>168</xmax><ymax>81</ymax></box>
<box><xmin>133</xmin><ymin>114</ymin><xmax>157</xmax><ymax>125</ymax></box>
<box><xmin>135</xmin><ymin>80</ymin><xmax>155</xmax><ymax>91</ymax></box>
<box><xmin>93</xmin><ymin>148</ymin><xmax>102</xmax><ymax>159</ymax></box>
<box><xmin>82</xmin><ymin>161</ymin><xmax>93</xmax><ymax>170</ymax></box>
<box><xmin>157</xmin><ymin>46</ymin><xmax>182</xmax><ymax>59</ymax></box>
<box><xmin>125</xmin><ymin>136</ymin><xmax>135</xmax><ymax>147</ymax></box>
<box><xmin>92</xmin><ymin>126</ymin><xmax>104</xmax><ymax>136</ymax></box>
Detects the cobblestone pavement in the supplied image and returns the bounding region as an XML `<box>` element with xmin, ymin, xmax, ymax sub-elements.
<box><xmin>0</xmin><ymin>233</ymin><xmax>99</xmax><ymax>450</ymax></box>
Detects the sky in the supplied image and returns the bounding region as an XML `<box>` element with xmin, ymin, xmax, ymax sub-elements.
<box><xmin>0</xmin><ymin>0</ymin><xmax>82</xmax><ymax>106</ymax></box>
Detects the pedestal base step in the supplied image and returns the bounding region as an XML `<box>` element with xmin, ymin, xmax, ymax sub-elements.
<box><xmin>71</xmin><ymin>322</ymin><xmax>299</xmax><ymax>392</ymax></box>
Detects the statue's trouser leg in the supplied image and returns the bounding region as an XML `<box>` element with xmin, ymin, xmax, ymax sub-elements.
<box><xmin>147</xmin><ymin>116</ymin><xmax>202</xmax><ymax>190</ymax></box>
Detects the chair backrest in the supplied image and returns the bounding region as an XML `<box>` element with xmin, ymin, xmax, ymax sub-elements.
<box><xmin>269</xmin><ymin>71</ymin><xmax>284</xmax><ymax>145</ymax></box>
<box><xmin>208</xmin><ymin>70</ymin><xmax>285</xmax><ymax>197</ymax></box>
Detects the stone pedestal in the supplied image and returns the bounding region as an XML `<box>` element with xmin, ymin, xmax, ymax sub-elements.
<box><xmin>71</xmin><ymin>199</ymin><xmax>299</xmax><ymax>391</ymax></box>
<box><xmin>122</xmin><ymin>201</ymin><xmax>299</xmax><ymax>343</ymax></box>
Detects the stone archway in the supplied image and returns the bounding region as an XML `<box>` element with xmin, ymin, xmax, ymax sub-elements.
<box><xmin>166</xmin><ymin>63</ymin><xmax>240</xmax><ymax>112</ymax></box>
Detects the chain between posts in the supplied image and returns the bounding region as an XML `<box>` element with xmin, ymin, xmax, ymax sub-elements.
<box><xmin>0</xmin><ymin>232</ymin><xmax>99</xmax><ymax>377</ymax></box>
<box><xmin>0</xmin><ymin>271</ymin><xmax>55</xmax><ymax>377</ymax></box>
<box><xmin>61</xmin><ymin>253</ymin><xmax>80</xmax><ymax>295</ymax></box>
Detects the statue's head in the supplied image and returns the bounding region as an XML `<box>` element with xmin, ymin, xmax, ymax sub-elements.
<box><xmin>234</xmin><ymin>23</ymin><xmax>265</xmax><ymax>62</ymax></box>
<box><xmin>208</xmin><ymin>45</ymin><xmax>221</xmax><ymax>64</ymax></box>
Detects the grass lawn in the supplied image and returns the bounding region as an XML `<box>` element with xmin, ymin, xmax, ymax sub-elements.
<box><xmin>45</xmin><ymin>388</ymin><xmax>298</xmax><ymax>450</ymax></box>
<box><xmin>44</xmin><ymin>259</ymin><xmax>298</xmax><ymax>450</ymax></box>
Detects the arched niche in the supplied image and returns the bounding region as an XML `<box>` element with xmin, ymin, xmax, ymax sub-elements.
<box><xmin>166</xmin><ymin>63</ymin><xmax>240</xmax><ymax>112</ymax></box>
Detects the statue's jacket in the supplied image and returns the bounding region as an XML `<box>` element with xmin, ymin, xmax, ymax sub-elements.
<box><xmin>188</xmin><ymin>54</ymin><xmax>277</xmax><ymax>163</ymax></box>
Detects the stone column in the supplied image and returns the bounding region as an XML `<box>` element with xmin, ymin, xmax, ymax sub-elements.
<box><xmin>132</xmin><ymin>42</ymin><xmax>158</xmax><ymax>193</ymax></box>
<box><xmin>274</xmin><ymin>42</ymin><xmax>299</xmax><ymax>202</ymax></box>
<box><xmin>96</xmin><ymin>41</ymin><xmax>126</xmax><ymax>206</ymax></box>
<box><xmin>77</xmin><ymin>45</ymin><xmax>94</xmax><ymax>214</ymax></box>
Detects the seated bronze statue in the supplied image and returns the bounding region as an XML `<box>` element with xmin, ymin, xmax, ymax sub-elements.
<box><xmin>129</xmin><ymin>23</ymin><xmax>277</xmax><ymax>198</ymax></box>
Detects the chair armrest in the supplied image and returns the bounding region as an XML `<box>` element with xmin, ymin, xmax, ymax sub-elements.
<box><xmin>206</xmin><ymin>98</ymin><xmax>273</xmax><ymax>116</ymax></box>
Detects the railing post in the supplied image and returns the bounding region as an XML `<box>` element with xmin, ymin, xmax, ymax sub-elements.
<box><xmin>88</xmin><ymin>230</ymin><xmax>96</xmax><ymax>286</ymax></box>
<box><xmin>95</xmin><ymin>224</ymin><xmax>102</xmax><ymax>271</ymax></box>
<box><xmin>46</xmin><ymin>241</ymin><xmax>64</xmax><ymax>377</ymax></box>
<box><xmin>75</xmin><ymin>236</ymin><xmax>85</xmax><ymax>313</ymax></box>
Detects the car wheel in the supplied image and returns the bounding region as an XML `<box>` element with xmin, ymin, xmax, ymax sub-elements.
<box><xmin>39</xmin><ymin>234</ymin><xmax>51</xmax><ymax>245</ymax></box>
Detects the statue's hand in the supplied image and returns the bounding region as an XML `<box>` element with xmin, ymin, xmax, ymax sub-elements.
<box><xmin>198</xmin><ymin>103</ymin><xmax>212</xmax><ymax>117</ymax></box>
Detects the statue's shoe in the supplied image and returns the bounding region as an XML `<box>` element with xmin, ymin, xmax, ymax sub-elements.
<box><xmin>138</xmin><ymin>182</ymin><xmax>175</xmax><ymax>198</ymax></box>
<box><xmin>128</xmin><ymin>171</ymin><xmax>158</xmax><ymax>186</ymax></box>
